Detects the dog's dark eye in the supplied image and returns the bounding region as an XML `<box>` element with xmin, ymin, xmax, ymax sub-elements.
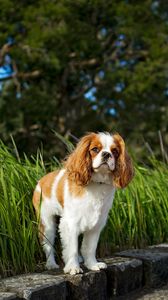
<box><xmin>112</xmin><ymin>148</ymin><xmax>119</xmax><ymax>158</ymax></box>
<box><xmin>91</xmin><ymin>147</ymin><xmax>100</xmax><ymax>153</ymax></box>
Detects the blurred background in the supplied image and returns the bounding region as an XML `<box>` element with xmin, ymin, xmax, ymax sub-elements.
<box><xmin>0</xmin><ymin>0</ymin><xmax>168</xmax><ymax>160</ymax></box>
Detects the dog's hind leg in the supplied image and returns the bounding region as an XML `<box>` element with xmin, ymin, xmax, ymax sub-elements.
<box><xmin>40</xmin><ymin>214</ymin><xmax>59</xmax><ymax>270</ymax></box>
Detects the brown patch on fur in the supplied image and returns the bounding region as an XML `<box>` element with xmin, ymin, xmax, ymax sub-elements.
<box><xmin>32</xmin><ymin>190</ymin><xmax>41</xmax><ymax>215</ymax></box>
<box><xmin>56</xmin><ymin>172</ymin><xmax>66</xmax><ymax>207</ymax></box>
<box><xmin>39</xmin><ymin>170</ymin><xmax>59</xmax><ymax>199</ymax></box>
<box><xmin>65</xmin><ymin>133</ymin><xmax>97</xmax><ymax>186</ymax></box>
<box><xmin>112</xmin><ymin>133</ymin><xmax>134</xmax><ymax>188</ymax></box>
<box><xmin>68</xmin><ymin>178</ymin><xmax>86</xmax><ymax>198</ymax></box>
<box><xmin>89</xmin><ymin>137</ymin><xmax>103</xmax><ymax>159</ymax></box>
<box><xmin>32</xmin><ymin>192</ymin><xmax>44</xmax><ymax>242</ymax></box>
<box><xmin>32</xmin><ymin>170</ymin><xmax>60</xmax><ymax>215</ymax></box>
<box><xmin>110</xmin><ymin>144</ymin><xmax>120</xmax><ymax>153</ymax></box>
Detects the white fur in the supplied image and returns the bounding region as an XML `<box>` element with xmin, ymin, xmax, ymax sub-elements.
<box><xmin>37</xmin><ymin>133</ymin><xmax>116</xmax><ymax>274</ymax></box>
<box><xmin>35</xmin><ymin>183</ymin><xmax>41</xmax><ymax>193</ymax></box>
<box><xmin>92</xmin><ymin>133</ymin><xmax>115</xmax><ymax>170</ymax></box>
<box><xmin>59</xmin><ymin>180</ymin><xmax>115</xmax><ymax>274</ymax></box>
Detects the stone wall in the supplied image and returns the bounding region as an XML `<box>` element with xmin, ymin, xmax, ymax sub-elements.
<box><xmin>0</xmin><ymin>244</ymin><xmax>168</xmax><ymax>300</ymax></box>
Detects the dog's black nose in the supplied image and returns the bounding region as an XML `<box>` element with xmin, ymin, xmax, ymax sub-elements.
<box><xmin>102</xmin><ymin>151</ymin><xmax>112</xmax><ymax>160</ymax></box>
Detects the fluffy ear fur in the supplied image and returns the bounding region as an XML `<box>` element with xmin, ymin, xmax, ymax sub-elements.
<box><xmin>113</xmin><ymin>134</ymin><xmax>134</xmax><ymax>188</ymax></box>
<box><xmin>65</xmin><ymin>133</ymin><xmax>95</xmax><ymax>186</ymax></box>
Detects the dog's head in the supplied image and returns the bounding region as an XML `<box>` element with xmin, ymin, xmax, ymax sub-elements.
<box><xmin>65</xmin><ymin>132</ymin><xmax>134</xmax><ymax>188</ymax></box>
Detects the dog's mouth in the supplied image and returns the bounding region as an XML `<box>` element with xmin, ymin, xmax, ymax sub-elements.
<box><xmin>95</xmin><ymin>158</ymin><xmax>115</xmax><ymax>171</ymax></box>
<box><xmin>94</xmin><ymin>161</ymin><xmax>113</xmax><ymax>171</ymax></box>
<box><xmin>100</xmin><ymin>161</ymin><xmax>109</xmax><ymax>168</ymax></box>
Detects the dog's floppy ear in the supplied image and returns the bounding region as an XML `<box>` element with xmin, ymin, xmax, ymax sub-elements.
<box><xmin>65</xmin><ymin>133</ymin><xmax>94</xmax><ymax>186</ymax></box>
<box><xmin>112</xmin><ymin>134</ymin><xmax>134</xmax><ymax>188</ymax></box>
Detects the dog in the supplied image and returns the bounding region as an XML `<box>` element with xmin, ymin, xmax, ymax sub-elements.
<box><xmin>32</xmin><ymin>132</ymin><xmax>134</xmax><ymax>275</ymax></box>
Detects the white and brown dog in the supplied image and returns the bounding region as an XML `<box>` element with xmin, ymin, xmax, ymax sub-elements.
<box><xmin>33</xmin><ymin>132</ymin><xmax>134</xmax><ymax>275</ymax></box>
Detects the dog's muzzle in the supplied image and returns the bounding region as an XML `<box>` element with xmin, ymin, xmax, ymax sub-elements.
<box><xmin>102</xmin><ymin>151</ymin><xmax>112</xmax><ymax>161</ymax></box>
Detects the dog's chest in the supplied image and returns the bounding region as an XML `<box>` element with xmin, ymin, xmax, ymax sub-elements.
<box><xmin>71</xmin><ymin>183</ymin><xmax>115</xmax><ymax>232</ymax></box>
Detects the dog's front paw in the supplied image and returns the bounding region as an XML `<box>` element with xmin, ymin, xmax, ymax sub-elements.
<box><xmin>64</xmin><ymin>264</ymin><xmax>83</xmax><ymax>275</ymax></box>
<box><xmin>86</xmin><ymin>262</ymin><xmax>107</xmax><ymax>271</ymax></box>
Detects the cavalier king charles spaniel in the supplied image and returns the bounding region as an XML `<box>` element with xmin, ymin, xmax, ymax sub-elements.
<box><xmin>33</xmin><ymin>132</ymin><xmax>134</xmax><ymax>275</ymax></box>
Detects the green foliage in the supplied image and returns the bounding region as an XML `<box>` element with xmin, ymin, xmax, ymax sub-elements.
<box><xmin>0</xmin><ymin>141</ymin><xmax>46</xmax><ymax>276</ymax></box>
<box><xmin>0</xmin><ymin>141</ymin><xmax>167</xmax><ymax>277</ymax></box>
<box><xmin>0</xmin><ymin>0</ymin><xmax>168</xmax><ymax>158</ymax></box>
<box><xmin>100</xmin><ymin>160</ymin><xmax>168</xmax><ymax>255</ymax></box>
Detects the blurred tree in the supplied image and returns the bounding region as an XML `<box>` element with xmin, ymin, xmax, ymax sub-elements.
<box><xmin>0</xmin><ymin>0</ymin><xmax>168</xmax><ymax>158</ymax></box>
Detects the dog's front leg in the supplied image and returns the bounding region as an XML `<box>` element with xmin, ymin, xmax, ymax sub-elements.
<box><xmin>59</xmin><ymin>217</ymin><xmax>83</xmax><ymax>275</ymax></box>
<box><xmin>81</xmin><ymin>225</ymin><xmax>107</xmax><ymax>271</ymax></box>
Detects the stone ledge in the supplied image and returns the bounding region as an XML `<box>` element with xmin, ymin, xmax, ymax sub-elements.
<box><xmin>65</xmin><ymin>270</ymin><xmax>107</xmax><ymax>300</ymax></box>
<box><xmin>103</xmin><ymin>257</ymin><xmax>142</xmax><ymax>297</ymax></box>
<box><xmin>0</xmin><ymin>246</ymin><xmax>168</xmax><ymax>300</ymax></box>
<box><xmin>148</xmin><ymin>243</ymin><xmax>168</xmax><ymax>253</ymax></box>
<box><xmin>0</xmin><ymin>257</ymin><xmax>142</xmax><ymax>300</ymax></box>
<box><xmin>117</xmin><ymin>249</ymin><xmax>168</xmax><ymax>288</ymax></box>
<box><xmin>0</xmin><ymin>293</ymin><xmax>19</xmax><ymax>300</ymax></box>
<box><xmin>0</xmin><ymin>273</ymin><xmax>66</xmax><ymax>300</ymax></box>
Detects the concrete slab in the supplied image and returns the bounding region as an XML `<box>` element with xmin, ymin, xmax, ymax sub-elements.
<box><xmin>0</xmin><ymin>293</ymin><xmax>19</xmax><ymax>300</ymax></box>
<box><xmin>117</xmin><ymin>282</ymin><xmax>168</xmax><ymax>299</ymax></box>
<box><xmin>148</xmin><ymin>243</ymin><xmax>168</xmax><ymax>253</ymax></box>
<box><xmin>117</xmin><ymin>249</ymin><xmax>168</xmax><ymax>287</ymax></box>
<box><xmin>0</xmin><ymin>273</ymin><xmax>66</xmax><ymax>300</ymax></box>
<box><xmin>65</xmin><ymin>270</ymin><xmax>107</xmax><ymax>300</ymax></box>
<box><xmin>103</xmin><ymin>257</ymin><xmax>142</xmax><ymax>297</ymax></box>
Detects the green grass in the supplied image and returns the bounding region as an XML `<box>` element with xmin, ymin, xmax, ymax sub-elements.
<box><xmin>100</xmin><ymin>160</ymin><xmax>168</xmax><ymax>255</ymax></box>
<box><xmin>0</xmin><ymin>141</ymin><xmax>46</xmax><ymax>277</ymax></box>
<box><xmin>0</xmin><ymin>141</ymin><xmax>168</xmax><ymax>277</ymax></box>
